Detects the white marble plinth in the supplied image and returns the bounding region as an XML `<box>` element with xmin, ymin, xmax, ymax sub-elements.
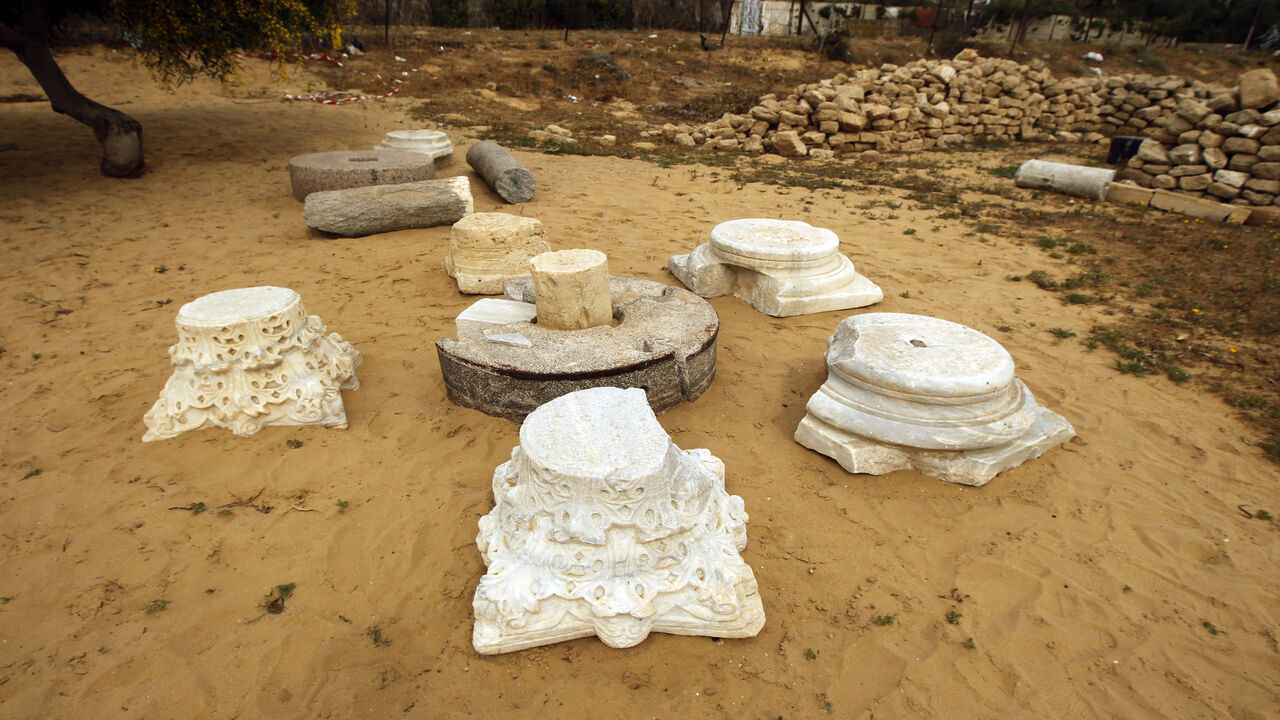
<box><xmin>446</xmin><ymin>212</ymin><xmax>550</xmax><ymax>294</ymax></box>
<box><xmin>794</xmin><ymin>313</ymin><xmax>1073</xmax><ymax>486</ymax></box>
<box><xmin>456</xmin><ymin>298</ymin><xmax>538</xmax><ymax>341</ymax></box>
<box><xmin>473</xmin><ymin>387</ymin><xmax>765</xmax><ymax>654</ymax></box>
<box><xmin>668</xmin><ymin>219</ymin><xmax>883</xmax><ymax>317</ymax></box>
<box><xmin>142</xmin><ymin>287</ymin><xmax>362</xmax><ymax>441</ymax></box>
<box><xmin>375</xmin><ymin>129</ymin><xmax>454</xmax><ymax>166</ymax></box>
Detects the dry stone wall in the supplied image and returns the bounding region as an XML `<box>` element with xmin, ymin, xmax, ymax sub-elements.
<box><xmin>654</xmin><ymin>51</ymin><xmax>1280</xmax><ymax>208</ymax></box>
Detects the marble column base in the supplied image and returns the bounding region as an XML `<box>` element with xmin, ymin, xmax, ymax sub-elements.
<box><xmin>795</xmin><ymin>403</ymin><xmax>1075</xmax><ymax>487</ymax></box>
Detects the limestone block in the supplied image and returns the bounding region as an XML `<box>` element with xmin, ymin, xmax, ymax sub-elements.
<box><xmin>446</xmin><ymin>212</ymin><xmax>550</xmax><ymax>294</ymax></box>
<box><xmin>773</xmin><ymin>131</ymin><xmax>807</xmax><ymax>157</ymax></box>
<box><xmin>466</xmin><ymin>140</ymin><xmax>536</xmax><ymax>204</ymax></box>
<box><xmin>667</xmin><ymin>219</ymin><xmax>883</xmax><ymax>318</ymax></box>
<box><xmin>303</xmin><ymin>176</ymin><xmax>473</xmax><ymax>237</ymax></box>
<box><xmin>1215</xmin><ymin>169</ymin><xmax>1249</xmax><ymax>188</ymax></box>
<box><xmin>793</xmin><ymin>313</ymin><xmax>1074</xmax><ymax>486</ymax></box>
<box><xmin>1203</xmin><ymin>147</ymin><xmax>1229</xmax><ymax>169</ymax></box>
<box><xmin>375</xmin><ymin>129</ymin><xmax>454</xmax><ymax>167</ymax></box>
<box><xmin>1238</xmin><ymin>68</ymin><xmax>1280</xmax><ymax>109</ymax></box>
<box><xmin>1169</xmin><ymin>143</ymin><xmax>1203</xmax><ymax>165</ymax></box>
<box><xmin>143</xmin><ymin>287</ymin><xmax>361</xmax><ymax>441</ymax></box>
<box><xmin>1014</xmin><ymin>159</ymin><xmax>1116</xmax><ymax>200</ymax></box>
<box><xmin>455</xmin><ymin>298</ymin><xmax>538</xmax><ymax>341</ymax></box>
<box><xmin>472</xmin><ymin>387</ymin><xmax>764</xmax><ymax>654</ymax></box>
<box><xmin>529</xmin><ymin>249</ymin><xmax>612</xmax><ymax>330</ymax></box>
<box><xmin>288</xmin><ymin>150</ymin><xmax>435</xmax><ymax>201</ymax></box>
<box><xmin>1105</xmin><ymin>182</ymin><xmax>1154</xmax><ymax>206</ymax></box>
<box><xmin>1136</xmin><ymin>138</ymin><xmax>1170</xmax><ymax>163</ymax></box>
<box><xmin>1222</xmin><ymin>136</ymin><xmax>1261</xmax><ymax>155</ymax></box>
<box><xmin>1150</xmin><ymin>188</ymin><xmax>1251</xmax><ymax>222</ymax></box>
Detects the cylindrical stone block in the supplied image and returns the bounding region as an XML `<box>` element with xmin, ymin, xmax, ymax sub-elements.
<box><xmin>529</xmin><ymin>249</ymin><xmax>612</xmax><ymax>330</ymax></box>
<box><xmin>447</xmin><ymin>212</ymin><xmax>550</xmax><ymax>294</ymax></box>
<box><xmin>1014</xmin><ymin>159</ymin><xmax>1116</xmax><ymax>200</ymax></box>
<box><xmin>466</xmin><ymin>140</ymin><xmax>536</xmax><ymax>203</ymax></box>
<box><xmin>288</xmin><ymin>150</ymin><xmax>436</xmax><ymax>201</ymax></box>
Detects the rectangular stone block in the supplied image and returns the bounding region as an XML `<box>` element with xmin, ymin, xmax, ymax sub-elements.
<box><xmin>1150</xmin><ymin>188</ymin><xmax>1249</xmax><ymax>222</ymax></box>
<box><xmin>1105</xmin><ymin>182</ymin><xmax>1155</xmax><ymax>206</ymax></box>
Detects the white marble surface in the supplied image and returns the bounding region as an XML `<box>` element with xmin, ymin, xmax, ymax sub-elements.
<box><xmin>473</xmin><ymin>387</ymin><xmax>765</xmax><ymax>653</ymax></box>
<box><xmin>456</xmin><ymin>298</ymin><xmax>538</xmax><ymax>341</ymax></box>
<box><xmin>375</xmin><ymin>129</ymin><xmax>453</xmax><ymax>163</ymax></box>
<box><xmin>668</xmin><ymin>218</ymin><xmax>883</xmax><ymax>317</ymax></box>
<box><xmin>794</xmin><ymin>313</ymin><xmax>1074</xmax><ymax>486</ymax></box>
<box><xmin>143</xmin><ymin>287</ymin><xmax>361</xmax><ymax>441</ymax></box>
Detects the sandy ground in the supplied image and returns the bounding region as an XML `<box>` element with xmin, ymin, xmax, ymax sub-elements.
<box><xmin>1</xmin><ymin>47</ymin><xmax>1278</xmax><ymax>719</ymax></box>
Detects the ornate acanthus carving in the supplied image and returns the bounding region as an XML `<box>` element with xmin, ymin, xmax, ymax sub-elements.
<box><xmin>142</xmin><ymin>287</ymin><xmax>362</xmax><ymax>441</ymax></box>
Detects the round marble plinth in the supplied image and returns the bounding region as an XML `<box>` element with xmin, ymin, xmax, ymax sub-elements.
<box><xmin>710</xmin><ymin>218</ymin><xmax>839</xmax><ymax>266</ymax></box>
<box><xmin>375</xmin><ymin>129</ymin><xmax>454</xmax><ymax>166</ymax></box>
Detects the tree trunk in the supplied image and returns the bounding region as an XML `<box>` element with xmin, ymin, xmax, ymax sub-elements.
<box><xmin>1</xmin><ymin>28</ymin><xmax>144</xmax><ymax>177</ymax></box>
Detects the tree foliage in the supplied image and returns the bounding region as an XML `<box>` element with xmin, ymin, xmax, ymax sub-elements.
<box><xmin>112</xmin><ymin>0</ymin><xmax>354</xmax><ymax>85</ymax></box>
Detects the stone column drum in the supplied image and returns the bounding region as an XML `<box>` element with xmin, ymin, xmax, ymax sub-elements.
<box><xmin>668</xmin><ymin>219</ymin><xmax>883</xmax><ymax>317</ymax></box>
<box><xmin>287</xmin><ymin>150</ymin><xmax>435</xmax><ymax>201</ymax></box>
<box><xmin>794</xmin><ymin>313</ymin><xmax>1074</xmax><ymax>486</ymax></box>
<box><xmin>142</xmin><ymin>287</ymin><xmax>362</xmax><ymax>441</ymax></box>
<box><xmin>473</xmin><ymin>386</ymin><xmax>766</xmax><ymax>654</ymax></box>
<box><xmin>529</xmin><ymin>249</ymin><xmax>613</xmax><ymax>330</ymax></box>
<box><xmin>446</xmin><ymin>213</ymin><xmax>551</xmax><ymax>294</ymax></box>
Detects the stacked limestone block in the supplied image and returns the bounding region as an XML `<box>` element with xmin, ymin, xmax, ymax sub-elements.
<box><xmin>655</xmin><ymin>49</ymin><xmax>1252</xmax><ymax>164</ymax></box>
<box><xmin>1118</xmin><ymin>69</ymin><xmax>1280</xmax><ymax>208</ymax></box>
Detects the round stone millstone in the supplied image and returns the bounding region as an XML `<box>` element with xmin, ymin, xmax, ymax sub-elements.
<box><xmin>288</xmin><ymin>149</ymin><xmax>436</xmax><ymax>201</ymax></box>
<box><xmin>435</xmin><ymin>276</ymin><xmax>718</xmax><ymax>421</ymax></box>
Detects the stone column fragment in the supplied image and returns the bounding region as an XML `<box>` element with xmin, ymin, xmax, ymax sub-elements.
<box><xmin>375</xmin><ymin>129</ymin><xmax>454</xmax><ymax>167</ymax></box>
<box><xmin>466</xmin><ymin>140</ymin><xmax>536</xmax><ymax>203</ymax></box>
<box><xmin>529</xmin><ymin>249</ymin><xmax>612</xmax><ymax>330</ymax></box>
<box><xmin>794</xmin><ymin>313</ymin><xmax>1074</xmax><ymax>486</ymax></box>
<box><xmin>1014</xmin><ymin>159</ymin><xmax>1116</xmax><ymax>200</ymax></box>
<box><xmin>143</xmin><ymin>287</ymin><xmax>362</xmax><ymax>441</ymax></box>
<box><xmin>303</xmin><ymin>176</ymin><xmax>474</xmax><ymax>237</ymax></box>
<box><xmin>473</xmin><ymin>387</ymin><xmax>765</xmax><ymax>654</ymax></box>
<box><xmin>446</xmin><ymin>212</ymin><xmax>550</xmax><ymax>294</ymax></box>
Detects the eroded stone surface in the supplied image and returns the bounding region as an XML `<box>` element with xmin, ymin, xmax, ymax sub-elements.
<box><xmin>446</xmin><ymin>213</ymin><xmax>550</xmax><ymax>294</ymax></box>
<box><xmin>668</xmin><ymin>219</ymin><xmax>883</xmax><ymax>317</ymax></box>
<box><xmin>1014</xmin><ymin>159</ymin><xmax>1116</xmax><ymax>200</ymax></box>
<box><xmin>473</xmin><ymin>387</ymin><xmax>764</xmax><ymax>654</ymax></box>
<box><xmin>436</xmin><ymin>276</ymin><xmax>718</xmax><ymax>420</ymax></box>
<box><xmin>529</xmin><ymin>249</ymin><xmax>612</xmax><ymax>330</ymax></box>
<box><xmin>303</xmin><ymin>176</ymin><xmax>473</xmax><ymax>237</ymax></box>
<box><xmin>375</xmin><ymin>129</ymin><xmax>454</xmax><ymax>167</ymax></box>
<box><xmin>143</xmin><ymin>287</ymin><xmax>362</xmax><ymax>441</ymax></box>
<box><xmin>288</xmin><ymin>150</ymin><xmax>435</xmax><ymax>201</ymax></box>
<box><xmin>794</xmin><ymin>313</ymin><xmax>1073</xmax><ymax>486</ymax></box>
<box><xmin>466</xmin><ymin>140</ymin><xmax>536</xmax><ymax>203</ymax></box>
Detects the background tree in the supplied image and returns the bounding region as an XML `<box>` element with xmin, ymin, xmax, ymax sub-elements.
<box><xmin>1</xmin><ymin>0</ymin><xmax>354</xmax><ymax>177</ymax></box>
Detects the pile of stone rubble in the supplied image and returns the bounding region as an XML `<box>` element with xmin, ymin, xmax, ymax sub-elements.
<box><xmin>649</xmin><ymin>48</ymin><xmax>1280</xmax><ymax>209</ymax></box>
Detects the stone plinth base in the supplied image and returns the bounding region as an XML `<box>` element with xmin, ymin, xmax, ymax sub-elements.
<box><xmin>668</xmin><ymin>218</ymin><xmax>882</xmax><ymax>317</ymax></box>
<box><xmin>794</xmin><ymin>312</ymin><xmax>1073</xmax><ymax>486</ymax></box>
<box><xmin>287</xmin><ymin>150</ymin><xmax>435</xmax><ymax>201</ymax></box>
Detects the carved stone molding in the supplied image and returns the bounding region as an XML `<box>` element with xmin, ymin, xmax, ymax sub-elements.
<box><xmin>375</xmin><ymin>129</ymin><xmax>454</xmax><ymax>167</ymax></box>
<box><xmin>142</xmin><ymin>287</ymin><xmax>362</xmax><ymax>441</ymax></box>
<box><xmin>473</xmin><ymin>387</ymin><xmax>765</xmax><ymax>654</ymax></box>
<box><xmin>668</xmin><ymin>218</ymin><xmax>883</xmax><ymax>317</ymax></box>
<box><xmin>795</xmin><ymin>313</ymin><xmax>1074</xmax><ymax>486</ymax></box>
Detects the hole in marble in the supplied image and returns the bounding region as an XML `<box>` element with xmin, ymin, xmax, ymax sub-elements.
<box><xmin>347</xmin><ymin>156</ymin><xmax>379</xmax><ymax>163</ymax></box>
<box><xmin>910</xmin><ymin>339</ymin><xmax>927</xmax><ymax>347</ymax></box>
